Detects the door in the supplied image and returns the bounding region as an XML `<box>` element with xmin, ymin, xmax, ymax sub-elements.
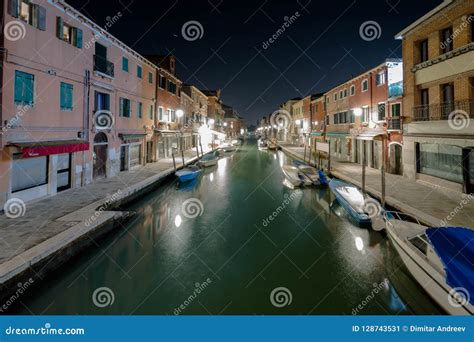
<box><xmin>56</xmin><ymin>153</ymin><xmax>71</xmax><ymax>192</ymax></box>
<box><xmin>390</xmin><ymin>144</ymin><xmax>403</xmax><ymax>175</ymax></box>
<box><xmin>441</xmin><ymin>83</ymin><xmax>454</xmax><ymax>119</ymax></box>
<box><xmin>120</xmin><ymin>145</ymin><xmax>129</xmax><ymax>171</ymax></box>
<box><xmin>146</xmin><ymin>142</ymin><xmax>154</xmax><ymax>163</ymax></box>
<box><xmin>93</xmin><ymin>133</ymin><xmax>108</xmax><ymax>179</ymax></box>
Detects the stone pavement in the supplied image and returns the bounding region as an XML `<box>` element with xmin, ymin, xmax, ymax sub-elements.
<box><xmin>279</xmin><ymin>143</ymin><xmax>474</xmax><ymax>229</ymax></box>
<box><xmin>0</xmin><ymin>149</ymin><xmax>202</xmax><ymax>267</ymax></box>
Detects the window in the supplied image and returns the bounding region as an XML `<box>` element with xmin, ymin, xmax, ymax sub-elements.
<box><xmin>149</xmin><ymin>105</ymin><xmax>154</xmax><ymax>120</ymax></box>
<box><xmin>159</xmin><ymin>76</ymin><xmax>167</xmax><ymax>89</ymax></box>
<box><xmin>12</xmin><ymin>155</ymin><xmax>48</xmax><ymax>192</ymax></box>
<box><xmin>94</xmin><ymin>91</ymin><xmax>110</xmax><ymax>111</ymax></box>
<box><xmin>334</xmin><ymin>113</ymin><xmax>339</xmax><ymax>125</ymax></box>
<box><xmin>334</xmin><ymin>93</ymin><xmax>337</xmax><ymax>101</ymax></box>
<box><xmin>158</xmin><ymin>107</ymin><xmax>164</xmax><ymax>121</ymax></box>
<box><xmin>171</xmin><ymin>110</ymin><xmax>176</xmax><ymax>122</ymax></box>
<box><xmin>419</xmin><ymin>39</ymin><xmax>429</xmax><ymax>63</ymax></box>
<box><xmin>471</xmin><ymin>14</ymin><xmax>474</xmax><ymax>43</ymax></box>
<box><xmin>60</xmin><ymin>82</ymin><xmax>73</xmax><ymax>111</ymax></box>
<box><xmin>122</xmin><ymin>57</ymin><xmax>129</xmax><ymax>72</ymax></box>
<box><xmin>137</xmin><ymin>65</ymin><xmax>142</xmax><ymax>78</ymax></box>
<box><xmin>362</xmin><ymin>106</ymin><xmax>369</xmax><ymax>123</ymax></box>
<box><xmin>376</xmin><ymin>71</ymin><xmax>386</xmax><ymax>86</ymax></box>
<box><xmin>137</xmin><ymin>102</ymin><xmax>143</xmax><ymax>118</ymax></box>
<box><xmin>418</xmin><ymin>143</ymin><xmax>463</xmax><ymax>183</ymax></box>
<box><xmin>168</xmin><ymin>81</ymin><xmax>177</xmax><ymax>94</ymax></box>
<box><xmin>339</xmin><ymin>90</ymin><xmax>343</xmax><ymax>99</ymax></box>
<box><xmin>8</xmin><ymin>0</ymin><xmax>46</xmax><ymax>31</ymax></box>
<box><xmin>362</xmin><ymin>79</ymin><xmax>368</xmax><ymax>92</ymax></box>
<box><xmin>440</xmin><ymin>27</ymin><xmax>453</xmax><ymax>54</ymax></box>
<box><xmin>119</xmin><ymin>98</ymin><xmax>132</xmax><ymax>118</ymax></box>
<box><xmin>350</xmin><ymin>85</ymin><xmax>355</xmax><ymax>96</ymax></box>
<box><xmin>56</xmin><ymin>17</ymin><xmax>83</xmax><ymax>48</ymax></box>
<box><xmin>14</xmin><ymin>71</ymin><xmax>34</xmax><ymax>105</ymax></box>
<box><xmin>377</xmin><ymin>103</ymin><xmax>385</xmax><ymax>121</ymax></box>
<box><xmin>148</xmin><ymin>72</ymin><xmax>153</xmax><ymax>84</ymax></box>
<box><xmin>391</xmin><ymin>103</ymin><xmax>401</xmax><ymax>118</ymax></box>
<box><xmin>165</xmin><ymin>109</ymin><xmax>171</xmax><ymax>122</ymax></box>
<box><xmin>343</xmin><ymin>89</ymin><xmax>348</xmax><ymax>97</ymax></box>
<box><xmin>350</xmin><ymin>110</ymin><xmax>355</xmax><ymax>123</ymax></box>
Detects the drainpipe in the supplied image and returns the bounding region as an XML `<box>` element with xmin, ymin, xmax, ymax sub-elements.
<box><xmin>82</xmin><ymin>70</ymin><xmax>91</xmax><ymax>186</ymax></box>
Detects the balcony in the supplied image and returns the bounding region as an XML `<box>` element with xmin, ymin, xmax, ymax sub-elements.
<box><xmin>387</xmin><ymin>118</ymin><xmax>402</xmax><ymax>130</ymax></box>
<box><xmin>94</xmin><ymin>55</ymin><xmax>114</xmax><ymax>78</ymax></box>
<box><xmin>412</xmin><ymin>100</ymin><xmax>474</xmax><ymax>122</ymax></box>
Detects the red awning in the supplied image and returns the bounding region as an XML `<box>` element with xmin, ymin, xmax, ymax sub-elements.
<box><xmin>9</xmin><ymin>140</ymin><xmax>90</xmax><ymax>158</ymax></box>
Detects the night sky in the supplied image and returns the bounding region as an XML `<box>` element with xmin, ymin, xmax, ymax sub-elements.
<box><xmin>66</xmin><ymin>0</ymin><xmax>441</xmax><ymax>124</ymax></box>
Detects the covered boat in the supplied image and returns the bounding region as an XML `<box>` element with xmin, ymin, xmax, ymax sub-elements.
<box><xmin>175</xmin><ymin>165</ymin><xmax>202</xmax><ymax>182</ymax></box>
<box><xmin>329</xmin><ymin>179</ymin><xmax>376</xmax><ymax>225</ymax></box>
<box><xmin>384</xmin><ymin>212</ymin><xmax>474</xmax><ymax>315</ymax></box>
<box><xmin>281</xmin><ymin>165</ymin><xmax>312</xmax><ymax>187</ymax></box>
<box><xmin>292</xmin><ymin>161</ymin><xmax>329</xmax><ymax>186</ymax></box>
<box><xmin>197</xmin><ymin>153</ymin><xmax>219</xmax><ymax>167</ymax></box>
<box><xmin>220</xmin><ymin>142</ymin><xmax>236</xmax><ymax>152</ymax></box>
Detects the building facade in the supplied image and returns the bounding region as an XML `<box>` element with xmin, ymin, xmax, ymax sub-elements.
<box><xmin>397</xmin><ymin>0</ymin><xmax>474</xmax><ymax>193</ymax></box>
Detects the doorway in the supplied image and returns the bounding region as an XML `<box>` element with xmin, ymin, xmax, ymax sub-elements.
<box><xmin>390</xmin><ymin>143</ymin><xmax>403</xmax><ymax>175</ymax></box>
<box><xmin>56</xmin><ymin>153</ymin><xmax>71</xmax><ymax>192</ymax></box>
<box><xmin>93</xmin><ymin>132</ymin><xmax>108</xmax><ymax>179</ymax></box>
<box><xmin>146</xmin><ymin>141</ymin><xmax>154</xmax><ymax>163</ymax></box>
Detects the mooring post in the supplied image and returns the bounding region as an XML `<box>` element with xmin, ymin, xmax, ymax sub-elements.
<box><xmin>172</xmin><ymin>151</ymin><xmax>177</xmax><ymax>172</ymax></box>
<box><xmin>181</xmin><ymin>150</ymin><xmax>185</xmax><ymax>166</ymax></box>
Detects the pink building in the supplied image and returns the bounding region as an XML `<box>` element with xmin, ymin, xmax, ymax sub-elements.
<box><xmin>0</xmin><ymin>0</ymin><xmax>158</xmax><ymax>206</ymax></box>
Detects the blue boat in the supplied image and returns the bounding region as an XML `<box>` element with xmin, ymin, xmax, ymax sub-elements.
<box><xmin>175</xmin><ymin>165</ymin><xmax>202</xmax><ymax>183</ymax></box>
<box><xmin>329</xmin><ymin>179</ymin><xmax>373</xmax><ymax>225</ymax></box>
<box><xmin>384</xmin><ymin>212</ymin><xmax>474</xmax><ymax>315</ymax></box>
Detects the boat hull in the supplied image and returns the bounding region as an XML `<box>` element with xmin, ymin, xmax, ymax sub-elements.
<box><xmin>329</xmin><ymin>180</ymin><xmax>371</xmax><ymax>225</ymax></box>
<box><xmin>386</xmin><ymin>222</ymin><xmax>473</xmax><ymax>315</ymax></box>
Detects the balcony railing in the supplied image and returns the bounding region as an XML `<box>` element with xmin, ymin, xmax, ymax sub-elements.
<box><xmin>387</xmin><ymin>117</ymin><xmax>402</xmax><ymax>130</ymax></box>
<box><xmin>94</xmin><ymin>55</ymin><xmax>114</xmax><ymax>78</ymax></box>
<box><xmin>412</xmin><ymin>100</ymin><xmax>474</xmax><ymax>122</ymax></box>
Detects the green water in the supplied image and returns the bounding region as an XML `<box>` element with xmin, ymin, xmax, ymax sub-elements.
<box><xmin>16</xmin><ymin>139</ymin><xmax>441</xmax><ymax>315</ymax></box>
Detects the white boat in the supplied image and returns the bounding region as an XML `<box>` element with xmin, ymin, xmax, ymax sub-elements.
<box><xmin>384</xmin><ymin>212</ymin><xmax>474</xmax><ymax>315</ymax></box>
<box><xmin>197</xmin><ymin>153</ymin><xmax>219</xmax><ymax>167</ymax></box>
<box><xmin>281</xmin><ymin>165</ymin><xmax>312</xmax><ymax>187</ymax></box>
<box><xmin>297</xmin><ymin>164</ymin><xmax>320</xmax><ymax>185</ymax></box>
<box><xmin>220</xmin><ymin>143</ymin><xmax>236</xmax><ymax>152</ymax></box>
<box><xmin>231</xmin><ymin>139</ymin><xmax>241</xmax><ymax>146</ymax></box>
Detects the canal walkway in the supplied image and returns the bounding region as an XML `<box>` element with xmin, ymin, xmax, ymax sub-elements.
<box><xmin>0</xmin><ymin>148</ymin><xmax>203</xmax><ymax>288</ymax></box>
<box><xmin>278</xmin><ymin>143</ymin><xmax>474</xmax><ymax>229</ymax></box>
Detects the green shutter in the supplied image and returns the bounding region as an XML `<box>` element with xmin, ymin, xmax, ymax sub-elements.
<box><xmin>56</xmin><ymin>17</ymin><xmax>64</xmax><ymax>39</ymax></box>
<box><xmin>76</xmin><ymin>28</ymin><xmax>83</xmax><ymax>48</ymax></box>
<box><xmin>137</xmin><ymin>66</ymin><xmax>142</xmax><ymax>78</ymax></box>
<box><xmin>60</xmin><ymin>82</ymin><xmax>73</xmax><ymax>110</ymax></box>
<box><xmin>14</xmin><ymin>72</ymin><xmax>24</xmax><ymax>104</ymax></box>
<box><xmin>60</xmin><ymin>83</ymin><xmax>65</xmax><ymax>109</ymax></box>
<box><xmin>15</xmin><ymin>71</ymin><xmax>34</xmax><ymax>105</ymax></box>
<box><xmin>38</xmin><ymin>6</ymin><xmax>46</xmax><ymax>31</ymax></box>
<box><xmin>8</xmin><ymin>0</ymin><xmax>19</xmax><ymax>18</ymax></box>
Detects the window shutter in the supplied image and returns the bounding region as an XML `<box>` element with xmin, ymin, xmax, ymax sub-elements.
<box><xmin>67</xmin><ymin>84</ymin><xmax>73</xmax><ymax>109</ymax></box>
<box><xmin>76</xmin><ymin>28</ymin><xmax>83</xmax><ymax>48</ymax></box>
<box><xmin>60</xmin><ymin>83</ymin><xmax>65</xmax><ymax>109</ymax></box>
<box><xmin>38</xmin><ymin>6</ymin><xmax>46</xmax><ymax>31</ymax></box>
<box><xmin>56</xmin><ymin>17</ymin><xmax>64</xmax><ymax>39</ymax></box>
<box><xmin>25</xmin><ymin>73</ymin><xmax>34</xmax><ymax>104</ymax></box>
<box><xmin>105</xmin><ymin>94</ymin><xmax>110</xmax><ymax>110</ymax></box>
<box><xmin>14</xmin><ymin>72</ymin><xmax>24</xmax><ymax>103</ymax></box>
<box><xmin>8</xmin><ymin>0</ymin><xmax>19</xmax><ymax>18</ymax></box>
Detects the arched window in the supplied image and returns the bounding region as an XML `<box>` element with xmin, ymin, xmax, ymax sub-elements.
<box><xmin>94</xmin><ymin>132</ymin><xmax>108</xmax><ymax>144</ymax></box>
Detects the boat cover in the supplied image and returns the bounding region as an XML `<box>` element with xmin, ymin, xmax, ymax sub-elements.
<box><xmin>426</xmin><ymin>227</ymin><xmax>474</xmax><ymax>305</ymax></box>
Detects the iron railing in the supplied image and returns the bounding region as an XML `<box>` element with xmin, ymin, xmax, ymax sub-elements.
<box><xmin>387</xmin><ymin>118</ymin><xmax>402</xmax><ymax>130</ymax></box>
<box><xmin>413</xmin><ymin>100</ymin><xmax>474</xmax><ymax>122</ymax></box>
<box><xmin>94</xmin><ymin>55</ymin><xmax>115</xmax><ymax>77</ymax></box>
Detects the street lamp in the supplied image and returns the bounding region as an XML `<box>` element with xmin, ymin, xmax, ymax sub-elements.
<box><xmin>353</xmin><ymin>107</ymin><xmax>363</xmax><ymax>117</ymax></box>
<box><xmin>208</xmin><ymin>118</ymin><xmax>215</xmax><ymax>125</ymax></box>
<box><xmin>295</xmin><ymin>119</ymin><xmax>301</xmax><ymax>125</ymax></box>
<box><xmin>176</xmin><ymin>109</ymin><xmax>184</xmax><ymax>118</ymax></box>
<box><xmin>224</xmin><ymin>122</ymin><xmax>228</xmax><ymax>127</ymax></box>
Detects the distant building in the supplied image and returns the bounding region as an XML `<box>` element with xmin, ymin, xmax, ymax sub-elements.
<box><xmin>396</xmin><ymin>0</ymin><xmax>474</xmax><ymax>193</ymax></box>
<box><xmin>223</xmin><ymin>104</ymin><xmax>245</xmax><ymax>138</ymax></box>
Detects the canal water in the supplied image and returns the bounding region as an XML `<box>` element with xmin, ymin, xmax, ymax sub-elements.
<box><xmin>16</xmin><ymin>139</ymin><xmax>441</xmax><ymax>315</ymax></box>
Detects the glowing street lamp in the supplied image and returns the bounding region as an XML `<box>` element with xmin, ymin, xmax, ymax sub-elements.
<box><xmin>353</xmin><ymin>107</ymin><xmax>363</xmax><ymax>117</ymax></box>
<box><xmin>176</xmin><ymin>109</ymin><xmax>184</xmax><ymax>118</ymax></box>
<box><xmin>224</xmin><ymin>122</ymin><xmax>228</xmax><ymax>127</ymax></box>
<box><xmin>295</xmin><ymin>119</ymin><xmax>301</xmax><ymax>125</ymax></box>
<box><xmin>208</xmin><ymin>118</ymin><xmax>215</xmax><ymax>125</ymax></box>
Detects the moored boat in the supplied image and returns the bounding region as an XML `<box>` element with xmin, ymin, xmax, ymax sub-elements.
<box><xmin>220</xmin><ymin>142</ymin><xmax>236</xmax><ymax>152</ymax></box>
<box><xmin>292</xmin><ymin>160</ymin><xmax>329</xmax><ymax>186</ymax></box>
<box><xmin>197</xmin><ymin>153</ymin><xmax>219</xmax><ymax>167</ymax></box>
<box><xmin>267</xmin><ymin>141</ymin><xmax>277</xmax><ymax>150</ymax></box>
<box><xmin>384</xmin><ymin>212</ymin><xmax>474</xmax><ymax>315</ymax></box>
<box><xmin>281</xmin><ymin>165</ymin><xmax>312</xmax><ymax>187</ymax></box>
<box><xmin>258</xmin><ymin>139</ymin><xmax>268</xmax><ymax>149</ymax></box>
<box><xmin>328</xmin><ymin>179</ymin><xmax>378</xmax><ymax>225</ymax></box>
<box><xmin>175</xmin><ymin>165</ymin><xmax>202</xmax><ymax>182</ymax></box>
